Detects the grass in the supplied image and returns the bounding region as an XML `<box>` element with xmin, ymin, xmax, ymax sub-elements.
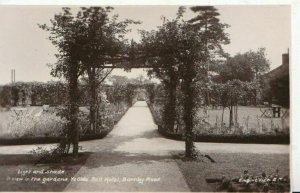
<box><xmin>0</xmin><ymin>153</ymin><xmax>89</xmax><ymax>192</ymax></box>
<box><xmin>174</xmin><ymin>152</ymin><xmax>290</xmax><ymax>192</ymax></box>
<box><xmin>196</xmin><ymin>106</ymin><xmax>289</xmax><ymax>135</ymax></box>
<box><xmin>150</xmin><ymin>102</ymin><xmax>289</xmax><ymax>136</ymax></box>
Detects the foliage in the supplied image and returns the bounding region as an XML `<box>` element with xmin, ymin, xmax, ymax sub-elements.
<box><xmin>150</xmin><ymin>100</ymin><xmax>289</xmax><ymax>138</ymax></box>
<box><xmin>5</xmin><ymin>109</ymin><xmax>66</xmax><ymax>138</ymax></box>
<box><xmin>146</xmin><ymin>84</ymin><xmax>165</xmax><ymax>126</ymax></box>
<box><xmin>218</xmin><ymin>48</ymin><xmax>270</xmax><ymax>82</ymax></box>
<box><xmin>144</xmin><ymin>83</ymin><xmax>156</xmax><ymax>104</ymax></box>
<box><xmin>0</xmin><ymin>94</ymin><xmax>130</xmax><ymax>140</ymax></box>
<box><xmin>219</xmin><ymin>54</ymin><xmax>254</xmax><ymax>82</ymax></box>
<box><xmin>0</xmin><ymin>85</ymin><xmax>12</xmax><ymax>108</ymax></box>
<box><xmin>140</xmin><ymin>17</ymin><xmax>182</xmax><ymax>132</ymax></box>
<box><xmin>141</xmin><ymin>6</ymin><xmax>230</xmax><ymax>158</ymax></box>
<box><xmin>76</xmin><ymin>7</ymin><xmax>139</xmax><ymax>133</ymax></box>
<box><xmin>0</xmin><ymin>81</ymin><xmax>139</xmax><ymax>107</ymax></box>
<box><xmin>39</xmin><ymin>6</ymin><xmax>139</xmax><ymax>158</ymax></box>
<box><xmin>214</xmin><ymin>170</ymin><xmax>289</xmax><ymax>192</ymax></box>
<box><xmin>180</xmin><ymin>6</ymin><xmax>229</xmax><ymax>158</ymax></box>
<box><xmin>208</xmin><ymin>79</ymin><xmax>257</xmax><ymax>128</ymax></box>
<box><xmin>30</xmin><ymin>145</ymin><xmax>64</xmax><ymax>163</ymax></box>
<box><xmin>39</xmin><ymin>7</ymin><xmax>89</xmax><ymax>157</ymax></box>
<box><xmin>105</xmin><ymin>83</ymin><xmax>137</xmax><ymax>107</ymax></box>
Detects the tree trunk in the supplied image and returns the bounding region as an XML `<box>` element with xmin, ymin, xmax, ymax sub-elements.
<box><xmin>221</xmin><ymin>106</ymin><xmax>225</xmax><ymax>127</ymax></box>
<box><xmin>69</xmin><ymin>61</ymin><xmax>80</xmax><ymax>159</ymax></box>
<box><xmin>96</xmin><ymin>93</ymin><xmax>102</xmax><ymax>131</ymax></box>
<box><xmin>88</xmin><ymin>67</ymin><xmax>97</xmax><ymax>133</ymax></box>
<box><xmin>229</xmin><ymin>105</ymin><xmax>233</xmax><ymax>129</ymax></box>
<box><xmin>235</xmin><ymin>105</ymin><xmax>238</xmax><ymax>125</ymax></box>
<box><xmin>68</xmin><ymin>57</ymin><xmax>80</xmax><ymax>159</ymax></box>
<box><xmin>254</xmin><ymin>89</ymin><xmax>257</xmax><ymax>106</ymax></box>
<box><xmin>182</xmin><ymin>77</ymin><xmax>196</xmax><ymax>158</ymax></box>
<box><xmin>206</xmin><ymin>90</ymin><xmax>210</xmax><ymax>106</ymax></box>
<box><xmin>164</xmin><ymin>81</ymin><xmax>177</xmax><ymax>132</ymax></box>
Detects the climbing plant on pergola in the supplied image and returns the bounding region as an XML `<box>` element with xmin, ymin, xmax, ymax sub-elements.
<box><xmin>40</xmin><ymin>7</ymin><xmax>145</xmax><ymax>158</ymax></box>
<box><xmin>41</xmin><ymin>5</ymin><xmax>229</xmax><ymax>160</ymax></box>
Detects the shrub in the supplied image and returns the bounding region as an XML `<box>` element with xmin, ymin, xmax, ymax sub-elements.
<box><xmin>6</xmin><ymin>110</ymin><xmax>66</xmax><ymax>138</ymax></box>
<box><xmin>211</xmin><ymin>170</ymin><xmax>290</xmax><ymax>192</ymax></box>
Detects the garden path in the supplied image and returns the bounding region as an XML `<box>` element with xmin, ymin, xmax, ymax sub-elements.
<box><xmin>64</xmin><ymin>101</ymin><xmax>191</xmax><ymax>192</ymax></box>
<box><xmin>0</xmin><ymin>101</ymin><xmax>289</xmax><ymax>155</ymax></box>
<box><xmin>64</xmin><ymin>101</ymin><xmax>288</xmax><ymax>192</ymax></box>
<box><xmin>0</xmin><ymin>101</ymin><xmax>289</xmax><ymax>192</ymax></box>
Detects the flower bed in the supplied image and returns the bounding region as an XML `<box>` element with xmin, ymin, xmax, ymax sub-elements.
<box><xmin>0</xmin><ymin>103</ymin><xmax>130</xmax><ymax>145</ymax></box>
<box><xmin>206</xmin><ymin>170</ymin><xmax>290</xmax><ymax>192</ymax></box>
<box><xmin>148</xmin><ymin>102</ymin><xmax>290</xmax><ymax>144</ymax></box>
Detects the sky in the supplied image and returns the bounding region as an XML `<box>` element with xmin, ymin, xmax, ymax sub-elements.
<box><xmin>0</xmin><ymin>5</ymin><xmax>291</xmax><ymax>84</ymax></box>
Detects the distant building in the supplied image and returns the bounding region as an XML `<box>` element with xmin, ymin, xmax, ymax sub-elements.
<box><xmin>262</xmin><ymin>52</ymin><xmax>289</xmax><ymax>108</ymax></box>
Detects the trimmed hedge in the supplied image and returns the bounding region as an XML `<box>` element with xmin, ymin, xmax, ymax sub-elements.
<box><xmin>157</xmin><ymin>125</ymin><xmax>289</xmax><ymax>144</ymax></box>
<box><xmin>0</xmin><ymin>132</ymin><xmax>109</xmax><ymax>145</ymax></box>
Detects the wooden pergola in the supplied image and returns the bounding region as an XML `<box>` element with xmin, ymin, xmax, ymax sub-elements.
<box><xmin>95</xmin><ymin>50</ymin><xmax>156</xmax><ymax>69</ymax></box>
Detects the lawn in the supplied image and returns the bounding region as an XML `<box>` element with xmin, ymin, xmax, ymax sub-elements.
<box><xmin>0</xmin><ymin>153</ymin><xmax>90</xmax><ymax>192</ymax></box>
<box><xmin>0</xmin><ymin>151</ymin><xmax>288</xmax><ymax>192</ymax></box>
<box><xmin>174</xmin><ymin>152</ymin><xmax>290</xmax><ymax>192</ymax></box>
<box><xmin>150</xmin><ymin>103</ymin><xmax>289</xmax><ymax>136</ymax></box>
<box><xmin>197</xmin><ymin>106</ymin><xmax>289</xmax><ymax>135</ymax></box>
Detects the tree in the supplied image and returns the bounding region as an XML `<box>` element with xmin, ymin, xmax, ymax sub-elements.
<box><xmin>41</xmin><ymin>7</ymin><xmax>140</xmax><ymax>157</ymax></box>
<box><xmin>142</xmin><ymin>6</ymin><xmax>229</xmax><ymax>158</ymax></box>
<box><xmin>179</xmin><ymin>6</ymin><xmax>229</xmax><ymax>158</ymax></box>
<box><xmin>77</xmin><ymin>7</ymin><xmax>139</xmax><ymax>133</ymax></box>
<box><xmin>246</xmin><ymin>48</ymin><xmax>270</xmax><ymax>79</ymax></box>
<box><xmin>108</xmin><ymin>75</ymin><xmax>131</xmax><ymax>85</ymax></box>
<box><xmin>218</xmin><ymin>48</ymin><xmax>270</xmax><ymax>105</ymax></box>
<box><xmin>189</xmin><ymin>6</ymin><xmax>230</xmax><ymax>105</ymax></box>
<box><xmin>217</xmin><ymin>80</ymin><xmax>256</xmax><ymax>128</ymax></box>
<box><xmin>219</xmin><ymin>53</ymin><xmax>254</xmax><ymax>82</ymax></box>
<box><xmin>219</xmin><ymin>48</ymin><xmax>270</xmax><ymax>82</ymax></box>
<box><xmin>140</xmin><ymin>17</ymin><xmax>182</xmax><ymax>132</ymax></box>
<box><xmin>39</xmin><ymin>7</ymin><xmax>88</xmax><ymax>158</ymax></box>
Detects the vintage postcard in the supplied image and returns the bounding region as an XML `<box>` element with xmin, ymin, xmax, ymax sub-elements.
<box><xmin>0</xmin><ymin>1</ymin><xmax>294</xmax><ymax>192</ymax></box>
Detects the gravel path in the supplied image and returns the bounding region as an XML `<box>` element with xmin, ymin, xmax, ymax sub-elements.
<box><xmin>64</xmin><ymin>101</ymin><xmax>190</xmax><ymax>192</ymax></box>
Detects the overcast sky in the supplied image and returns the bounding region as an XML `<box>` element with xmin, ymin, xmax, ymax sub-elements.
<box><xmin>0</xmin><ymin>5</ymin><xmax>290</xmax><ymax>84</ymax></box>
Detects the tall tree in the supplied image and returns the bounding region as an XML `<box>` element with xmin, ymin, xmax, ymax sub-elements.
<box><xmin>141</xmin><ymin>6</ymin><xmax>229</xmax><ymax>158</ymax></box>
<box><xmin>189</xmin><ymin>6</ymin><xmax>230</xmax><ymax>105</ymax></box>
<box><xmin>219</xmin><ymin>48</ymin><xmax>270</xmax><ymax>82</ymax></box>
<box><xmin>246</xmin><ymin>48</ymin><xmax>270</xmax><ymax>79</ymax></box>
<box><xmin>39</xmin><ymin>7</ymin><xmax>87</xmax><ymax>158</ymax></box>
<box><xmin>218</xmin><ymin>48</ymin><xmax>270</xmax><ymax>105</ymax></box>
<box><xmin>78</xmin><ymin>7</ymin><xmax>139</xmax><ymax>133</ymax></box>
<box><xmin>179</xmin><ymin>6</ymin><xmax>229</xmax><ymax>158</ymax></box>
<box><xmin>40</xmin><ymin>6</ymin><xmax>139</xmax><ymax>157</ymax></box>
<box><xmin>140</xmin><ymin>19</ymin><xmax>182</xmax><ymax>132</ymax></box>
<box><xmin>219</xmin><ymin>53</ymin><xmax>254</xmax><ymax>82</ymax></box>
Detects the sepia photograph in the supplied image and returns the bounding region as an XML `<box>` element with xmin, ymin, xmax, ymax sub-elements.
<box><xmin>0</xmin><ymin>1</ymin><xmax>293</xmax><ymax>192</ymax></box>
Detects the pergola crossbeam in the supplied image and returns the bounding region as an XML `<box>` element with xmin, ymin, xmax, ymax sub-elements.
<box><xmin>95</xmin><ymin>55</ymin><xmax>157</xmax><ymax>69</ymax></box>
